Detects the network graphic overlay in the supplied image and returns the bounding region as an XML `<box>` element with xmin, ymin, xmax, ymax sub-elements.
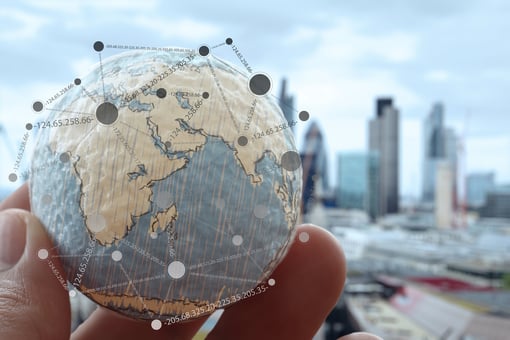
<box><xmin>18</xmin><ymin>38</ymin><xmax>312</xmax><ymax>328</ymax></box>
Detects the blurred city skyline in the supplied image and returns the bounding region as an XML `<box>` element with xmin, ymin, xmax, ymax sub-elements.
<box><xmin>1</xmin><ymin>0</ymin><xmax>509</xmax><ymax>198</ymax></box>
<box><xmin>1</xmin><ymin>2</ymin><xmax>509</xmax><ymax>338</ymax></box>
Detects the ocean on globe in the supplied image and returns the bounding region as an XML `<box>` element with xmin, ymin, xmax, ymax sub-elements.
<box><xmin>29</xmin><ymin>45</ymin><xmax>302</xmax><ymax>322</ymax></box>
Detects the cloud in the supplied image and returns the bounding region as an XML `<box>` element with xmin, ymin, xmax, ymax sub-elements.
<box><xmin>70</xmin><ymin>57</ymin><xmax>98</xmax><ymax>77</ymax></box>
<box><xmin>0</xmin><ymin>8</ymin><xmax>48</xmax><ymax>41</ymax></box>
<box><xmin>22</xmin><ymin>0</ymin><xmax>158</xmax><ymax>13</ymax></box>
<box><xmin>1</xmin><ymin>0</ymin><xmax>508</xmax><ymax>195</ymax></box>
<box><xmin>0</xmin><ymin>81</ymin><xmax>75</xmax><ymax>188</ymax></box>
<box><xmin>481</xmin><ymin>68</ymin><xmax>510</xmax><ymax>81</ymax></box>
<box><xmin>132</xmin><ymin>16</ymin><xmax>222</xmax><ymax>41</ymax></box>
<box><xmin>289</xmin><ymin>20</ymin><xmax>422</xmax><ymax>121</ymax></box>
<box><xmin>284</xmin><ymin>19</ymin><xmax>424</xmax><ymax>192</ymax></box>
<box><xmin>0</xmin><ymin>83</ymin><xmax>63</xmax><ymax>126</ymax></box>
<box><xmin>306</xmin><ymin>20</ymin><xmax>418</xmax><ymax>65</ymax></box>
<box><xmin>424</xmin><ymin>70</ymin><xmax>452</xmax><ymax>82</ymax></box>
<box><xmin>286</xmin><ymin>26</ymin><xmax>321</xmax><ymax>45</ymax></box>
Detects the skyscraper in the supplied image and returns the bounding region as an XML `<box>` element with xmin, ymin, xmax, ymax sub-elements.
<box><xmin>300</xmin><ymin>121</ymin><xmax>329</xmax><ymax>214</ymax></box>
<box><xmin>422</xmin><ymin>102</ymin><xmax>444</xmax><ymax>202</ymax></box>
<box><xmin>337</xmin><ymin>151</ymin><xmax>379</xmax><ymax>220</ymax></box>
<box><xmin>422</xmin><ymin>103</ymin><xmax>458</xmax><ymax>205</ymax></box>
<box><xmin>278</xmin><ymin>78</ymin><xmax>295</xmax><ymax>130</ymax></box>
<box><xmin>337</xmin><ymin>152</ymin><xmax>367</xmax><ymax>210</ymax></box>
<box><xmin>466</xmin><ymin>172</ymin><xmax>495</xmax><ymax>208</ymax></box>
<box><xmin>368</xmin><ymin>97</ymin><xmax>399</xmax><ymax>216</ymax></box>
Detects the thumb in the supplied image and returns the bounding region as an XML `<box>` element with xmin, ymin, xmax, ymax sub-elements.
<box><xmin>0</xmin><ymin>209</ymin><xmax>71</xmax><ymax>340</ymax></box>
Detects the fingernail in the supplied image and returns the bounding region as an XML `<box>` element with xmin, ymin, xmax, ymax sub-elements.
<box><xmin>0</xmin><ymin>211</ymin><xmax>27</xmax><ymax>271</ymax></box>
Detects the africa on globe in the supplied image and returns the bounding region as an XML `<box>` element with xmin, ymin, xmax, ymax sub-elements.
<box><xmin>29</xmin><ymin>40</ymin><xmax>302</xmax><ymax>322</ymax></box>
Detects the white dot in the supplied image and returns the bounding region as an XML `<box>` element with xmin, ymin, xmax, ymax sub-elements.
<box><xmin>268</xmin><ymin>278</ymin><xmax>276</xmax><ymax>286</ymax></box>
<box><xmin>38</xmin><ymin>249</ymin><xmax>49</xmax><ymax>260</ymax></box>
<box><xmin>112</xmin><ymin>250</ymin><xmax>123</xmax><ymax>262</ymax></box>
<box><xmin>168</xmin><ymin>261</ymin><xmax>186</xmax><ymax>279</ymax></box>
<box><xmin>88</xmin><ymin>214</ymin><xmax>106</xmax><ymax>233</ymax></box>
<box><xmin>298</xmin><ymin>232</ymin><xmax>310</xmax><ymax>243</ymax></box>
<box><xmin>232</xmin><ymin>235</ymin><xmax>243</xmax><ymax>246</ymax></box>
<box><xmin>69</xmin><ymin>290</ymin><xmax>77</xmax><ymax>298</ymax></box>
<box><xmin>151</xmin><ymin>319</ymin><xmax>162</xmax><ymax>330</ymax></box>
<box><xmin>253</xmin><ymin>204</ymin><xmax>269</xmax><ymax>218</ymax></box>
<box><xmin>150</xmin><ymin>232</ymin><xmax>158</xmax><ymax>239</ymax></box>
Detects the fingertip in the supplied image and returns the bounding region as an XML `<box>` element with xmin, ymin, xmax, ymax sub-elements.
<box><xmin>0</xmin><ymin>183</ymin><xmax>30</xmax><ymax>211</ymax></box>
<box><xmin>293</xmin><ymin>224</ymin><xmax>347</xmax><ymax>298</ymax></box>
<box><xmin>208</xmin><ymin>224</ymin><xmax>347</xmax><ymax>339</ymax></box>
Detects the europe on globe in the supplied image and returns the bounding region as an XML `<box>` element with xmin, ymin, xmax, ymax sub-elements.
<box><xmin>29</xmin><ymin>40</ymin><xmax>302</xmax><ymax>322</ymax></box>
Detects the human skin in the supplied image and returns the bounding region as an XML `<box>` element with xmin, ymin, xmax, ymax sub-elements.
<box><xmin>0</xmin><ymin>183</ymin><xmax>380</xmax><ymax>340</ymax></box>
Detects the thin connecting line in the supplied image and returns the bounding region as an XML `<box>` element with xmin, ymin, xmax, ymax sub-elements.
<box><xmin>44</xmin><ymin>107</ymin><xmax>95</xmax><ymax>116</ymax></box>
<box><xmin>214</xmin><ymin>56</ymin><xmax>247</xmax><ymax>79</ymax></box>
<box><xmin>160</xmin><ymin>275</ymin><xmax>175</xmax><ymax>317</ymax></box>
<box><xmin>73</xmin><ymin>120</ymin><xmax>100</xmax><ymax>151</ymax></box>
<box><xmin>52</xmin><ymin>253</ymin><xmax>111</xmax><ymax>258</ymax></box>
<box><xmin>81</xmin><ymin>273</ymin><xmax>166</xmax><ymax>294</ymax></box>
<box><xmin>98</xmin><ymin>52</ymin><xmax>106</xmax><ymax>101</ymax></box>
<box><xmin>81</xmin><ymin>86</ymin><xmax>100</xmax><ymax>103</ymax></box>
<box><xmin>119</xmin><ymin>263</ymin><xmax>148</xmax><ymax>312</ymax></box>
<box><xmin>117</xmin><ymin>119</ymin><xmax>154</xmax><ymax>140</ymax></box>
<box><xmin>119</xmin><ymin>238</ymin><xmax>166</xmax><ymax>267</ymax></box>
<box><xmin>52</xmin><ymin>254</ymin><xmax>91</xmax><ymax>258</ymax></box>
<box><xmin>186</xmin><ymin>215</ymin><xmax>272</xmax><ymax>273</ymax></box>
<box><xmin>205</xmin><ymin>58</ymin><xmax>240</xmax><ymax>133</ymax></box>
<box><xmin>188</xmin><ymin>272</ymin><xmax>259</xmax><ymax>284</ymax></box>
<box><xmin>223</xmin><ymin>220</ymin><xmax>264</xmax><ymax>272</ymax></box>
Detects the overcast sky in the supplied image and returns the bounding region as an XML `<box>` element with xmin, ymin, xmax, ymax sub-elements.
<box><xmin>1</xmin><ymin>0</ymin><xmax>509</xmax><ymax>198</ymax></box>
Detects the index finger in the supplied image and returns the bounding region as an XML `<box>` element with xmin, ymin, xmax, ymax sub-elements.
<box><xmin>0</xmin><ymin>182</ymin><xmax>30</xmax><ymax>211</ymax></box>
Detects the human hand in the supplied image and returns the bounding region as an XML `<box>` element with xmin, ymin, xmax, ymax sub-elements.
<box><xmin>0</xmin><ymin>184</ymin><xmax>380</xmax><ymax>340</ymax></box>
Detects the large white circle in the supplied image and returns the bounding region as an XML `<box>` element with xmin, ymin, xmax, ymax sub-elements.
<box><xmin>168</xmin><ymin>261</ymin><xmax>186</xmax><ymax>279</ymax></box>
<box><xmin>112</xmin><ymin>250</ymin><xmax>123</xmax><ymax>262</ymax></box>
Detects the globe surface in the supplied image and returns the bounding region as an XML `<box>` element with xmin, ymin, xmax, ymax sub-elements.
<box><xmin>29</xmin><ymin>47</ymin><xmax>302</xmax><ymax>321</ymax></box>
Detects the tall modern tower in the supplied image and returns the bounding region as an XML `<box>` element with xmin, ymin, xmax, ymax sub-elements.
<box><xmin>300</xmin><ymin>121</ymin><xmax>329</xmax><ymax>214</ymax></box>
<box><xmin>466</xmin><ymin>172</ymin><xmax>495</xmax><ymax>208</ymax></box>
<box><xmin>337</xmin><ymin>151</ymin><xmax>380</xmax><ymax>220</ymax></box>
<box><xmin>278</xmin><ymin>78</ymin><xmax>295</xmax><ymax>130</ymax></box>
<box><xmin>422</xmin><ymin>103</ymin><xmax>457</xmax><ymax>205</ymax></box>
<box><xmin>368</xmin><ymin>97</ymin><xmax>399</xmax><ymax>216</ymax></box>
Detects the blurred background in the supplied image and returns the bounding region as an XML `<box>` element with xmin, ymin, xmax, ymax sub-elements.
<box><xmin>1</xmin><ymin>0</ymin><xmax>509</xmax><ymax>338</ymax></box>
